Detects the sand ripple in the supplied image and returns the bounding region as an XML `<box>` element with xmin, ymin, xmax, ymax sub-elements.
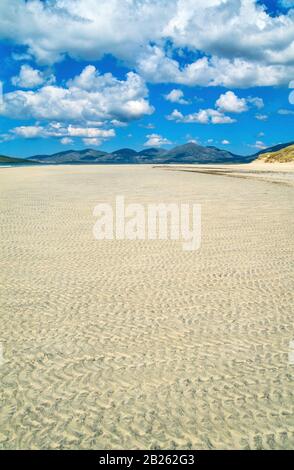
<box><xmin>0</xmin><ymin>165</ymin><xmax>293</xmax><ymax>449</ymax></box>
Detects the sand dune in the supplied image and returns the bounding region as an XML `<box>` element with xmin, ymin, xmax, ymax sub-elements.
<box><xmin>0</xmin><ymin>164</ymin><xmax>293</xmax><ymax>449</ymax></box>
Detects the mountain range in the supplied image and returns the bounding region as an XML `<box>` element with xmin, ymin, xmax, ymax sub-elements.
<box><xmin>25</xmin><ymin>143</ymin><xmax>246</xmax><ymax>164</ymax></box>
<box><xmin>1</xmin><ymin>141</ymin><xmax>293</xmax><ymax>165</ymax></box>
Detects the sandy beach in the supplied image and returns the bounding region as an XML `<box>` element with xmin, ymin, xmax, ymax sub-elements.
<box><xmin>0</xmin><ymin>164</ymin><xmax>293</xmax><ymax>450</ymax></box>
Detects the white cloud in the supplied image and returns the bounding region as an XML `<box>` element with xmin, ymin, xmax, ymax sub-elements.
<box><xmin>247</xmin><ymin>96</ymin><xmax>264</xmax><ymax>109</ymax></box>
<box><xmin>8</xmin><ymin>123</ymin><xmax>116</xmax><ymax>144</ymax></box>
<box><xmin>279</xmin><ymin>1</ymin><xmax>294</xmax><ymax>8</ymax></box>
<box><xmin>144</xmin><ymin>133</ymin><xmax>171</xmax><ymax>147</ymax></box>
<box><xmin>167</xmin><ymin>108</ymin><xmax>235</xmax><ymax>124</ymax></box>
<box><xmin>110</xmin><ymin>119</ymin><xmax>128</xmax><ymax>127</ymax></box>
<box><xmin>83</xmin><ymin>138</ymin><xmax>101</xmax><ymax>146</ymax></box>
<box><xmin>216</xmin><ymin>91</ymin><xmax>264</xmax><ymax>113</ymax></box>
<box><xmin>61</xmin><ymin>137</ymin><xmax>73</xmax><ymax>145</ymax></box>
<box><xmin>11</xmin><ymin>52</ymin><xmax>32</xmax><ymax>62</ymax></box>
<box><xmin>166</xmin><ymin>90</ymin><xmax>263</xmax><ymax>125</ymax></box>
<box><xmin>1</xmin><ymin>66</ymin><xmax>154</xmax><ymax>123</ymax></box>
<box><xmin>66</xmin><ymin>126</ymin><xmax>114</xmax><ymax>138</ymax></box>
<box><xmin>164</xmin><ymin>89</ymin><xmax>189</xmax><ymax>104</ymax></box>
<box><xmin>11</xmin><ymin>64</ymin><xmax>55</xmax><ymax>88</ymax></box>
<box><xmin>222</xmin><ymin>139</ymin><xmax>230</xmax><ymax>145</ymax></box>
<box><xmin>163</xmin><ymin>1</ymin><xmax>294</xmax><ymax>63</ymax></box>
<box><xmin>137</xmin><ymin>46</ymin><xmax>294</xmax><ymax>88</ymax></box>
<box><xmin>216</xmin><ymin>91</ymin><xmax>248</xmax><ymax>113</ymax></box>
<box><xmin>252</xmin><ymin>140</ymin><xmax>267</xmax><ymax>149</ymax></box>
<box><xmin>166</xmin><ymin>109</ymin><xmax>184</xmax><ymax>121</ymax></box>
<box><xmin>0</xmin><ymin>1</ymin><xmax>293</xmax><ymax>87</ymax></box>
<box><xmin>12</xmin><ymin>125</ymin><xmax>44</xmax><ymax>138</ymax></box>
<box><xmin>278</xmin><ymin>108</ymin><xmax>294</xmax><ymax>115</ymax></box>
<box><xmin>255</xmin><ymin>113</ymin><xmax>268</xmax><ymax>121</ymax></box>
<box><xmin>0</xmin><ymin>0</ymin><xmax>171</xmax><ymax>64</ymax></box>
<box><xmin>140</xmin><ymin>122</ymin><xmax>155</xmax><ymax>129</ymax></box>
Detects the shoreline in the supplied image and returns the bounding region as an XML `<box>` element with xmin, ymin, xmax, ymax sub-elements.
<box><xmin>157</xmin><ymin>162</ymin><xmax>294</xmax><ymax>187</ymax></box>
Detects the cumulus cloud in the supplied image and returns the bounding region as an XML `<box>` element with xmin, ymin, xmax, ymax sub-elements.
<box><xmin>0</xmin><ymin>0</ymin><xmax>171</xmax><ymax>64</ymax></box>
<box><xmin>66</xmin><ymin>125</ymin><xmax>114</xmax><ymax>138</ymax></box>
<box><xmin>166</xmin><ymin>109</ymin><xmax>185</xmax><ymax>121</ymax></box>
<box><xmin>12</xmin><ymin>125</ymin><xmax>44</xmax><ymax>138</ymax></box>
<box><xmin>163</xmin><ymin>1</ymin><xmax>294</xmax><ymax>65</ymax></box>
<box><xmin>164</xmin><ymin>89</ymin><xmax>189</xmax><ymax>104</ymax></box>
<box><xmin>9</xmin><ymin>123</ymin><xmax>116</xmax><ymax>144</ymax></box>
<box><xmin>167</xmin><ymin>108</ymin><xmax>235</xmax><ymax>124</ymax></box>
<box><xmin>0</xmin><ymin>1</ymin><xmax>293</xmax><ymax>87</ymax></box>
<box><xmin>11</xmin><ymin>64</ymin><xmax>55</xmax><ymax>88</ymax></box>
<box><xmin>215</xmin><ymin>91</ymin><xmax>264</xmax><ymax>113</ymax></box>
<box><xmin>221</xmin><ymin>139</ymin><xmax>230</xmax><ymax>145</ymax></box>
<box><xmin>61</xmin><ymin>137</ymin><xmax>73</xmax><ymax>145</ymax></box>
<box><xmin>144</xmin><ymin>133</ymin><xmax>172</xmax><ymax>147</ymax></box>
<box><xmin>1</xmin><ymin>66</ymin><xmax>154</xmax><ymax>123</ymax></box>
<box><xmin>166</xmin><ymin>89</ymin><xmax>263</xmax><ymax>125</ymax></box>
<box><xmin>83</xmin><ymin>138</ymin><xmax>101</xmax><ymax>146</ymax></box>
<box><xmin>216</xmin><ymin>91</ymin><xmax>248</xmax><ymax>113</ymax></box>
<box><xmin>137</xmin><ymin>46</ymin><xmax>294</xmax><ymax>87</ymax></box>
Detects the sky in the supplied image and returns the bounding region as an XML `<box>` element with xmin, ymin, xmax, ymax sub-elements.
<box><xmin>0</xmin><ymin>0</ymin><xmax>293</xmax><ymax>158</ymax></box>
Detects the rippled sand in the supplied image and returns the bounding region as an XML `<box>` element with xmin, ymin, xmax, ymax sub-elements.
<box><xmin>0</xmin><ymin>164</ymin><xmax>293</xmax><ymax>449</ymax></box>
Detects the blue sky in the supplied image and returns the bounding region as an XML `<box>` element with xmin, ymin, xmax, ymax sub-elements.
<box><xmin>0</xmin><ymin>0</ymin><xmax>293</xmax><ymax>157</ymax></box>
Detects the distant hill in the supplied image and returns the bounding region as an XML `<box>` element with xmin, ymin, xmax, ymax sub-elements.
<box><xmin>110</xmin><ymin>148</ymin><xmax>139</xmax><ymax>163</ymax></box>
<box><xmin>254</xmin><ymin>141</ymin><xmax>294</xmax><ymax>158</ymax></box>
<box><xmin>137</xmin><ymin>148</ymin><xmax>167</xmax><ymax>157</ymax></box>
<box><xmin>27</xmin><ymin>143</ymin><xmax>245</xmax><ymax>164</ymax></box>
<box><xmin>111</xmin><ymin>148</ymin><xmax>137</xmax><ymax>157</ymax></box>
<box><xmin>27</xmin><ymin>147</ymin><xmax>166</xmax><ymax>164</ymax></box>
<box><xmin>0</xmin><ymin>155</ymin><xmax>33</xmax><ymax>165</ymax></box>
<box><xmin>161</xmin><ymin>143</ymin><xmax>246</xmax><ymax>164</ymax></box>
<box><xmin>256</xmin><ymin>144</ymin><xmax>294</xmax><ymax>163</ymax></box>
<box><xmin>28</xmin><ymin>149</ymin><xmax>109</xmax><ymax>164</ymax></box>
<box><xmin>24</xmin><ymin>141</ymin><xmax>294</xmax><ymax>165</ymax></box>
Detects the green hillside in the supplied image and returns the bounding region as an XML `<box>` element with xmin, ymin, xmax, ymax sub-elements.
<box><xmin>257</xmin><ymin>144</ymin><xmax>294</xmax><ymax>163</ymax></box>
<box><xmin>0</xmin><ymin>155</ymin><xmax>33</xmax><ymax>164</ymax></box>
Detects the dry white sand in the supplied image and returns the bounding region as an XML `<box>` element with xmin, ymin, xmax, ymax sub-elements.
<box><xmin>0</xmin><ymin>164</ymin><xmax>293</xmax><ymax>449</ymax></box>
<box><xmin>162</xmin><ymin>162</ymin><xmax>294</xmax><ymax>186</ymax></box>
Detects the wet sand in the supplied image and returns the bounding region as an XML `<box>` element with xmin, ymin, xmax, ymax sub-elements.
<box><xmin>159</xmin><ymin>162</ymin><xmax>294</xmax><ymax>186</ymax></box>
<box><xmin>0</xmin><ymin>164</ymin><xmax>293</xmax><ymax>449</ymax></box>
